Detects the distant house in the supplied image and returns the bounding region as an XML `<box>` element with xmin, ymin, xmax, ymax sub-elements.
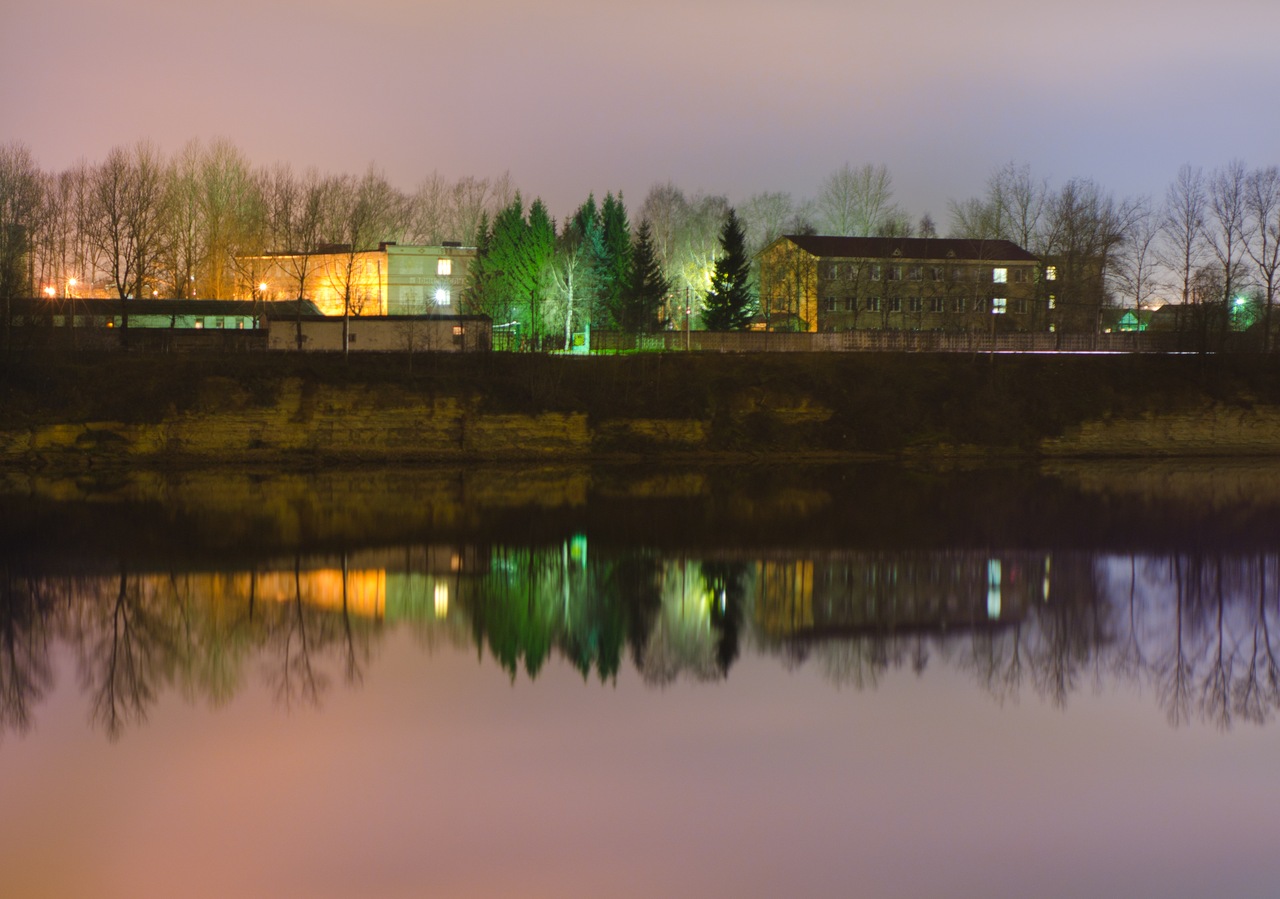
<box><xmin>1100</xmin><ymin>307</ymin><xmax>1156</xmax><ymax>333</ymax></box>
<box><xmin>240</xmin><ymin>243</ymin><xmax>476</xmax><ymax>318</ymax></box>
<box><xmin>756</xmin><ymin>235</ymin><xmax>1045</xmax><ymax>333</ymax></box>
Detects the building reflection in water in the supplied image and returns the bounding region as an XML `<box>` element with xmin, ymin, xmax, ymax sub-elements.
<box><xmin>3</xmin><ymin>538</ymin><xmax>1280</xmax><ymax>737</ymax></box>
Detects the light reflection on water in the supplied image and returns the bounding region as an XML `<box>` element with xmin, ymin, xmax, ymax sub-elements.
<box><xmin>6</xmin><ymin>544</ymin><xmax>1280</xmax><ymax>738</ymax></box>
<box><xmin>3</xmin><ymin>463</ymin><xmax>1280</xmax><ymax>897</ymax></box>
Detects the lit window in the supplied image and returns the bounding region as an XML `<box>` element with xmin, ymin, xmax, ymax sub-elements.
<box><xmin>435</xmin><ymin>288</ymin><xmax>451</xmax><ymax>306</ymax></box>
<box><xmin>1048</xmin><ymin>294</ymin><xmax>1057</xmax><ymax>310</ymax></box>
<box><xmin>993</xmin><ymin>268</ymin><xmax>1007</xmax><ymax>283</ymax></box>
<box><xmin>194</xmin><ymin>320</ymin><xmax>204</xmax><ymax>329</ymax></box>
<box><xmin>1045</xmin><ymin>265</ymin><xmax>1057</xmax><ymax>281</ymax></box>
<box><xmin>437</xmin><ymin>258</ymin><xmax>452</xmax><ymax>276</ymax></box>
<box><xmin>992</xmin><ymin>297</ymin><xmax>1007</xmax><ymax>314</ymax></box>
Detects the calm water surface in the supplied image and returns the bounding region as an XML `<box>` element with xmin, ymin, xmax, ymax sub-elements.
<box><xmin>1</xmin><ymin>463</ymin><xmax>1278</xmax><ymax>898</ymax></box>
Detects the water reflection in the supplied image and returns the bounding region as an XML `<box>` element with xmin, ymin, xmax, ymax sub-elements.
<box><xmin>5</xmin><ymin>537</ymin><xmax>1280</xmax><ymax>738</ymax></box>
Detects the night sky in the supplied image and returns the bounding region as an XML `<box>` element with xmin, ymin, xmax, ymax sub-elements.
<box><xmin>6</xmin><ymin>0</ymin><xmax>1279</xmax><ymax>221</ymax></box>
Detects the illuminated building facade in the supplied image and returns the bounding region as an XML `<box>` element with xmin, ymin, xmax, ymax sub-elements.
<box><xmin>245</xmin><ymin>242</ymin><xmax>476</xmax><ymax>317</ymax></box>
<box><xmin>757</xmin><ymin>235</ymin><xmax>1045</xmax><ymax>333</ymax></box>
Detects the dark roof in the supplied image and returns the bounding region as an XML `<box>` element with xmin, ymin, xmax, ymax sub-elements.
<box><xmin>777</xmin><ymin>234</ymin><xmax>1038</xmax><ymax>263</ymax></box>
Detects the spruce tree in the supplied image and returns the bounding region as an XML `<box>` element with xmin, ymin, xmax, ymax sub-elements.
<box><xmin>620</xmin><ymin>219</ymin><xmax>670</xmax><ymax>333</ymax></box>
<box><xmin>596</xmin><ymin>192</ymin><xmax>632</xmax><ymax>330</ymax></box>
<box><xmin>701</xmin><ymin>208</ymin><xmax>754</xmax><ymax>331</ymax></box>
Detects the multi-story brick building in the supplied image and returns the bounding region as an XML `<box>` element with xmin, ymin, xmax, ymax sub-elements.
<box><xmin>757</xmin><ymin>235</ymin><xmax>1046</xmax><ymax>333</ymax></box>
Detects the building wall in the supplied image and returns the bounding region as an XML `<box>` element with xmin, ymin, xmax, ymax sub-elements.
<box><xmin>250</xmin><ymin>245</ymin><xmax>476</xmax><ymax>318</ymax></box>
<box><xmin>267</xmin><ymin>316</ymin><xmax>490</xmax><ymax>352</ymax></box>
<box><xmin>758</xmin><ymin>237</ymin><xmax>1048</xmax><ymax>333</ymax></box>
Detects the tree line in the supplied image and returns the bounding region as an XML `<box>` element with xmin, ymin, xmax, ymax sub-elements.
<box><xmin>2</xmin><ymin>139</ymin><xmax>1279</xmax><ymax>341</ymax></box>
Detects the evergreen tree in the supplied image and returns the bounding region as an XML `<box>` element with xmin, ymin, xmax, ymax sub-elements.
<box><xmin>701</xmin><ymin>208</ymin><xmax>754</xmax><ymax>330</ymax></box>
<box><xmin>462</xmin><ymin>210</ymin><xmax>494</xmax><ymax>317</ymax></box>
<box><xmin>487</xmin><ymin>193</ymin><xmax>557</xmax><ymax>347</ymax></box>
<box><xmin>619</xmin><ymin>219</ymin><xmax>669</xmax><ymax>333</ymax></box>
<box><xmin>596</xmin><ymin>192</ymin><xmax>632</xmax><ymax>329</ymax></box>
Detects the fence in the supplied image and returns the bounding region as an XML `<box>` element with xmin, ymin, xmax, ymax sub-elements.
<box><xmin>585</xmin><ymin>329</ymin><xmax>1262</xmax><ymax>354</ymax></box>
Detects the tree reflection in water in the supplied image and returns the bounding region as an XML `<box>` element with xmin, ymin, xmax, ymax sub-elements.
<box><xmin>3</xmin><ymin>542</ymin><xmax>1280</xmax><ymax>738</ymax></box>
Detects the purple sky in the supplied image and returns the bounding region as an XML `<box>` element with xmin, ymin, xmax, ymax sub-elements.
<box><xmin>6</xmin><ymin>0</ymin><xmax>1279</xmax><ymax>222</ymax></box>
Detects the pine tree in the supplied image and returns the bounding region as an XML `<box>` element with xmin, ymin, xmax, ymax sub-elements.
<box><xmin>701</xmin><ymin>208</ymin><xmax>754</xmax><ymax>330</ymax></box>
<box><xmin>619</xmin><ymin>219</ymin><xmax>670</xmax><ymax>333</ymax></box>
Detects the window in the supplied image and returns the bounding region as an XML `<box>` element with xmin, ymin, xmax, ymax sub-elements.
<box><xmin>870</xmin><ymin>265</ymin><xmax>882</xmax><ymax>281</ymax></box>
<box><xmin>824</xmin><ymin>297</ymin><xmax>838</xmax><ymax>312</ymax></box>
<box><xmin>1014</xmin><ymin>298</ymin><xmax>1028</xmax><ymax>314</ymax></box>
<box><xmin>992</xmin><ymin>267</ymin><xmax>1007</xmax><ymax>283</ymax></box>
<box><xmin>909</xmin><ymin>297</ymin><xmax>922</xmax><ymax>313</ymax></box>
<box><xmin>1012</xmin><ymin>267</ymin><xmax>1027</xmax><ymax>283</ymax></box>
<box><xmin>1048</xmin><ymin>294</ymin><xmax>1057</xmax><ymax>310</ymax></box>
<box><xmin>888</xmin><ymin>297</ymin><xmax>902</xmax><ymax>312</ymax></box>
<box><xmin>929</xmin><ymin>297</ymin><xmax>944</xmax><ymax>313</ymax></box>
<box><xmin>435</xmin><ymin>287</ymin><xmax>451</xmax><ymax>306</ymax></box>
<box><xmin>992</xmin><ymin>297</ymin><xmax>1007</xmax><ymax>314</ymax></box>
<box><xmin>908</xmin><ymin>265</ymin><xmax>922</xmax><ymax>281</ymax></box>
<box><xmin>437</xmin><ymin>258</ymin><xmax>452</xmax><ymax>276</ymax></box>
<box><xmin>1045</xmin><ymin>265</ymin><xmax>1057</xmax><ymax>281</ymax></box>
<box><xmin>844</xmin><ymin>298</ymin><xmax>857</xmax><ymax>312</ymax></box>
<box><xmin>194</xmin><ymin>320</ymin><xmax>204</xmax><ymax>329</ymax></box>
<box><xmin>888</xmin><ymin>266</ymin><xmax>902</xmax><ymax>281</ymax></box>
<box><xmin>865</xmin><ymin>297</ymin><xmax>881</xmax><ymax>312</ymax></box>
<box><xmin>951</xmin><ymin>297</ymin><xmax>967</xmax><ymax>313</ymax></box>
<box><xmin>930</xmin><ymin>266</ymin><xmax>944</xmax><ymax>281</ymax></box>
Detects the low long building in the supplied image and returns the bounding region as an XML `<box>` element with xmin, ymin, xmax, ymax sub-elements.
<box><xmin>267</xmin><ymin>314</ymin><xmax>491</xmax><ymax>352</ymax></box>
<box><xmin>757</xmin><ymin>235</ymin><xmax>1047</xmax><ymax>333</ymax></box>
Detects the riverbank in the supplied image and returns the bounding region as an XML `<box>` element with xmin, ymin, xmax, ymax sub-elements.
<box><xmin>3</xmin><ymin>352</ymin><xmax>1280</xmax><ymax>465</ymax></box>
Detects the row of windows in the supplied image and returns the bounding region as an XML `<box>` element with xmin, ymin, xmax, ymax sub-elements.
<box><xmin>822</xmin><ymin>297</ymin><xmax>1029</xmax><ymax>314</ymax></box>
<box><xmin>822</xmin><ymin>263</ymin><xmax>1037</xmax><ymax>283</ymax></box>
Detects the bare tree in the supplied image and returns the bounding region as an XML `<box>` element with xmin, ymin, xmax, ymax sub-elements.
<box><xmin>816</xmin><ymin>162</ymin><xmax>903</xmax><ymax>237</ymax></box>
<box><xmin>1109</xmin><ymin>197</ymin><xmax>1162</xmax><ymax>317</ymax></box>
<box><xmin>1244</xmin><ymin>166</ymin><xmax>1280</xmax><ymax>350</ymax></box>
<box><xmin>0</xmin><ymin>142</ymin><xmax>44</xmax><ymax>349</ymax></box>
<box><xmin>1206</xmin><ymin>160</ymin><xmax>1252</xmax><ymax>340</ymax></box>
<box><xmin>88</xmin><ymin>141</ymin><xmax>171</xmax><ymax>331</ymax></box>
<box><xmin>1160</xmin><ymin>164</ymin><xmax>1209</xmax><ymax>316</ymax></box>
<box><xmin>1039</xmin><ymin>178</ymin><xmax>1133</xmax><ymax>332</ymax></box>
